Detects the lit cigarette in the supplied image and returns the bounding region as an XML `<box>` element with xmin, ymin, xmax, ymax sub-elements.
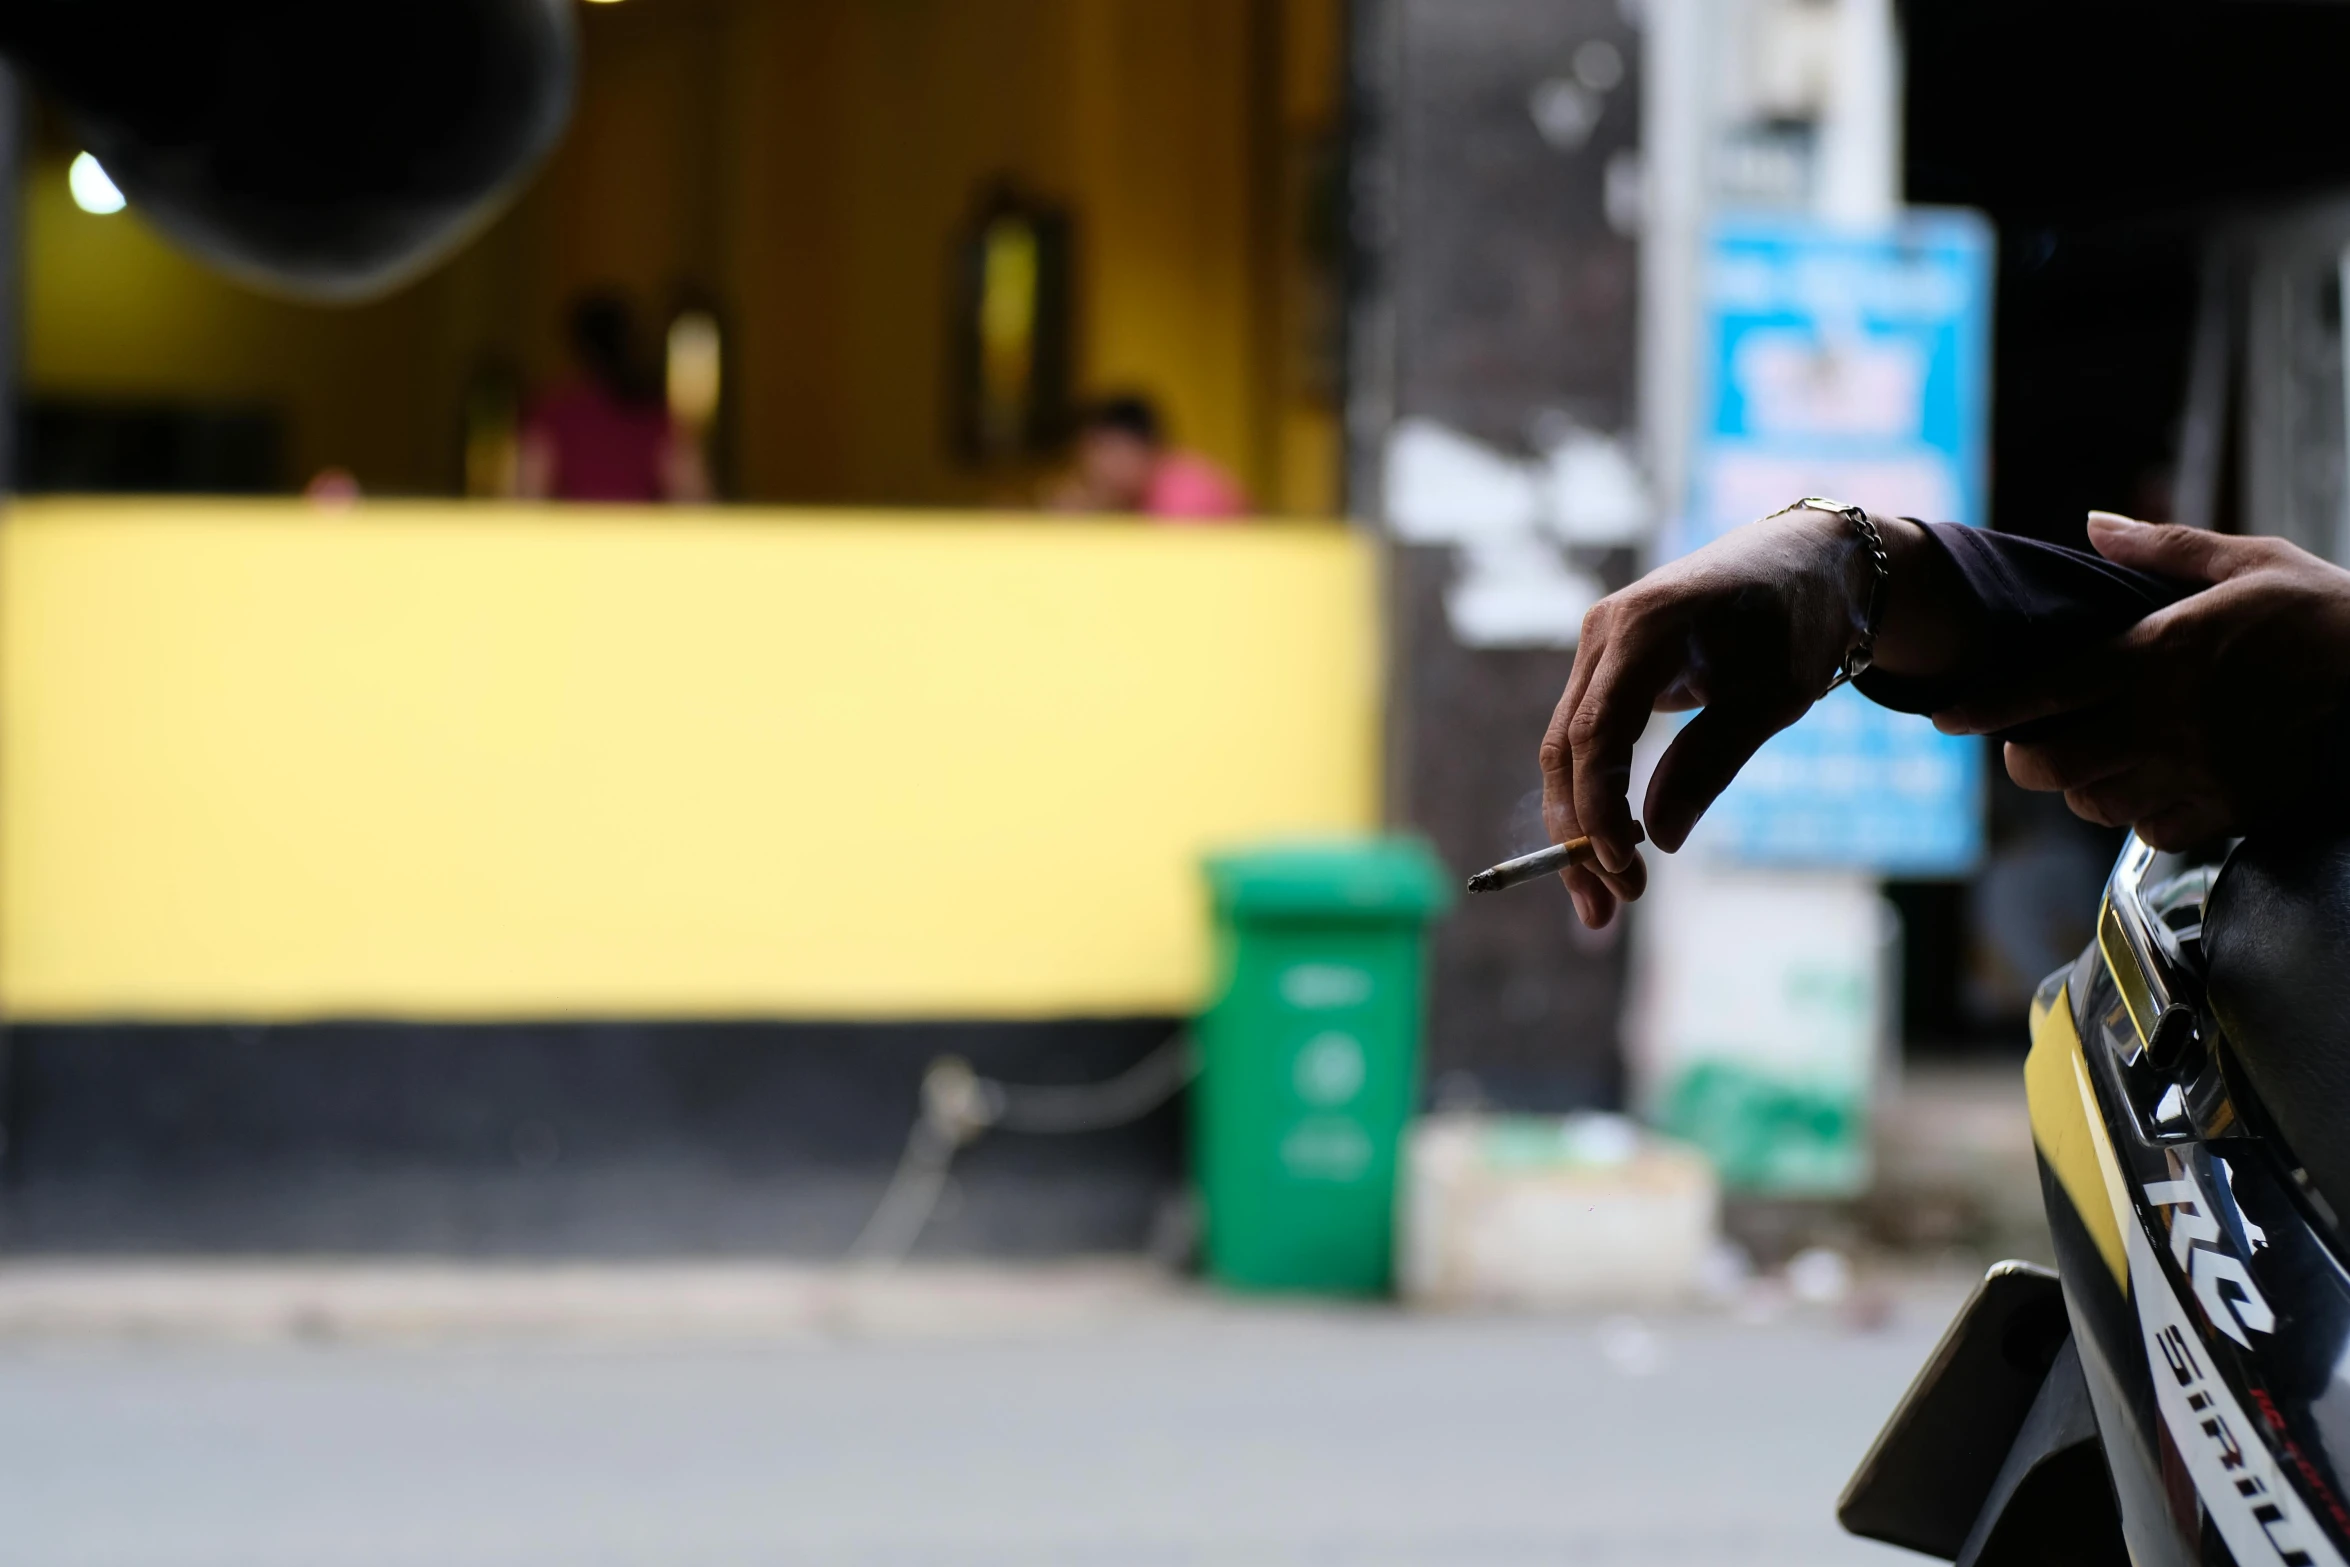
<box><xmin>1466</xmin><ymin>823</ymin><xmax>1647</xmax><ymax>895</ymax></box>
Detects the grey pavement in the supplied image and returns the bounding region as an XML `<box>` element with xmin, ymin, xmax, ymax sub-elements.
<box><xmin>0</xmin><ymin>1266</ymin><xmax>1956</xmax><ymax>1567</ymax></box>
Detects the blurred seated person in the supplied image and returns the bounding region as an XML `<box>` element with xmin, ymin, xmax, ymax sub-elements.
<box><xmin>515</xmin><ymin>293</ymin><xmax>711</xmax><ymax>504</ymax></box>
<box><xmin>1052</xmin><ymin>394</ymin><xmax>1248</xmax><ymax>520</ymax></box>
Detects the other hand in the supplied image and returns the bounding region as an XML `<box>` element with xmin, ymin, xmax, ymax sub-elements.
<box><xmin>1936</xmin><ymin>514</ymin><xmax>2350</xmax><ymax>849</ymax></box>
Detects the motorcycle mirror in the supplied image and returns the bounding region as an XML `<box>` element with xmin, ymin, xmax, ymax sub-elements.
<box><xmin>0</xmin><ymin>0</ymin><xmax>576</xmax><ymax>303</ymax></box>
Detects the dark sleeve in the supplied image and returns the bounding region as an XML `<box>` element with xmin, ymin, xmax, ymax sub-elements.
<box><xmin>1853</xmin><ymin>522</ymin><xmax>2195</xmax><ymax>715</ymax></box>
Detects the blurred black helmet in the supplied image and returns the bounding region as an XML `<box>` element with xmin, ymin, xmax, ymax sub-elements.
<box><xmin>1</xmin><ymin>0</ymin><xmax>576</xmax><ymax>302</ymax></box>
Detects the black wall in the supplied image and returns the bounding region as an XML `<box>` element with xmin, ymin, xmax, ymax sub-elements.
<box><xmin>1352</xmin><ymin>0</ymin><xmax>1643</xmax><ymax>1108</ymax></box>
<box><xmin>0</xmin><ymin>1020</ymin><xmax>1184</xmax><ymax>1255</ymax></box>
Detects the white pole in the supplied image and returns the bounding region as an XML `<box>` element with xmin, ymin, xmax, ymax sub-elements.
<box><xmin>1816</xmin><ymin>0</ymin><xmax>1900</xmax><ymax>226</ymax></box>
<box><xmin>1638</xmin><ymin>0</ymin><xmax>1714</xmax><ymax>541</ymax></box>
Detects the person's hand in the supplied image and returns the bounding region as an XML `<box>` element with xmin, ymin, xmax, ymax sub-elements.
<box><xmin>1539</xmin><ymin>505</ymin><xmax>1925</xmax><ymax>929</ymax></box>
<box><xmin>1936</xmin><ymin>513</ymin><xmax>2350</xmax><ymax>849</ymax></box>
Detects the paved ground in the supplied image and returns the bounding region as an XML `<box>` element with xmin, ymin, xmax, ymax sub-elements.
<box><xmin>0</xmin><ymin>1264</ymin><xmax>1958</xmax><ymax>1567</ymax></box>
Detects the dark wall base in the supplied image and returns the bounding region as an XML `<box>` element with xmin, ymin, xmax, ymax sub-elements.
<box><xmin>0</xmin><ymin>1020</ymin><xmax>1185</xmax><ymax>1257</ymax></box>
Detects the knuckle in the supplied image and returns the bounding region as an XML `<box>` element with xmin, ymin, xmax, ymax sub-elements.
<box><xmin>2065</xmin><ymin>788</ymin><xmax>2119</xmax><ymax>828</ymax></box>
<box><xmin>2005</xmin><ymin>746</ymin><xmax>2056</xmax><ymax>790</ymax></box>
<box><xmin>1563</xmin><ymin>707</ymin><xmax>1607</xmax><ymax>753</ymax></box>
<box><xmin>2042</xmin><ymin>756</ymin><xmax>2090</xmax><ymax>790</ymax></box>
<box><xmin>2129</xmin><ymin>623</ymin><xmax>2182</xmax><ymax>666</ymax></box>
<box><xmin>2037</xmin><ymin>746</ymin><xmax>2086</xmax><ymax>786</ymax></box>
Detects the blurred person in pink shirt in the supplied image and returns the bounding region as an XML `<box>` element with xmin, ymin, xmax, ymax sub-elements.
<box><xmin>516</xmin><ymin>293</ymin><xmax>711</xmax><ymax>504</ymax></box>
<box><xmin>1054</xmin><ymin>394</ymin><xmax>1249</xmax><ymax>521</ymax></box>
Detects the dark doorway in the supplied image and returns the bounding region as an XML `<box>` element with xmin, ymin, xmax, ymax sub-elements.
<box><xmin>1891</xmin><ymin>0</ymin><xmax>2350</xmax><ymax>1047</ymax></box>
<box><xmin>21</xmin><ymin>399</ymin><xmax>284</xmax><ymax>493</ymax></box>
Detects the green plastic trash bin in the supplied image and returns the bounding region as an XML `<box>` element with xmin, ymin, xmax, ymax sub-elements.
<box><xmin>1196</xmin><ymin>838</ymin><xmax>1452</xmax><ymax>1294</ymax></box>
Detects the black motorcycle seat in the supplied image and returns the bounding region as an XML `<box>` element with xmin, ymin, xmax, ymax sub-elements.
<box><xmin>2204</xmin><ymin>828</ymin><xmax>2350</xmax><ymax>1222</ymax></box>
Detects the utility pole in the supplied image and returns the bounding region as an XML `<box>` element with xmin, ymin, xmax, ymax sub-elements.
<box><xmin>0</xmin><ymin>61</ymin><xmax>20</xmax><ymax>495</ymax></box>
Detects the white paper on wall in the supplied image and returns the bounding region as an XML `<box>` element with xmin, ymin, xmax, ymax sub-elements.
<box><xmin>1383</xmin><ymin>417</ymin><xmax>1651</xmax><ymax>648</ymax></box>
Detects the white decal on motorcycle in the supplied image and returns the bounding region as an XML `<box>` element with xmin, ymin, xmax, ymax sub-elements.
<box><xmin>2130</xmin><ymin>1219</ymin><xmax>2345</xmax><ymax>1567</ymax></box>
<box><xmin>2148</xmin><ymin>1172</ymin><xmax>2278</xmax><ymax>1347</ymax></box>
<box><xmin>2221</xmin><ymin>1158</ymin><xmax>2272</xmax><ymax>1250</ymax></box>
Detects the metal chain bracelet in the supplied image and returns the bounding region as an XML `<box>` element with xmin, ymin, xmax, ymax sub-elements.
<box><xmin>1765</xmin><ymin>495</ymin><xmax>1888</xmax><ymax>693</ymax></box>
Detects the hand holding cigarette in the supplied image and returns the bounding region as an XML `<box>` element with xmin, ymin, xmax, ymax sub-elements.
<box><xmin>1467</xmin><ymin>822</ymin><xmax>1647</xmax><ymax>895</ymax></box>
<box><xmin>1536</xmin><ymin>506</ymin><xmax>1982</xmax><ymax>930</ymax></box>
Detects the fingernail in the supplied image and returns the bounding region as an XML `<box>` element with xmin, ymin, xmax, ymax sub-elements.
<box><xmin>2087</xmin><ymin>510</ymin><xmax>2144</xmax><ymax>530</ymax></box>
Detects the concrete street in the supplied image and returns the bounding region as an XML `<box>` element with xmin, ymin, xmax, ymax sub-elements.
<box><xmin>0</xmin><ymin>1266</ymin><xmax>1955</xmax><ymax>1567</ymax></box>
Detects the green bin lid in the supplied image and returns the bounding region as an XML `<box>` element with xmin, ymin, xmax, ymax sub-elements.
<box><xmin>1204</xmin><ymin>837</ymin><xmax>1453</xmax><ymax>922</ymax></box>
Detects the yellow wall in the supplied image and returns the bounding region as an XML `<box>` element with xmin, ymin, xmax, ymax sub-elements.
<box><xmin>0</xmin><ymin>502</ymin><xmax>1381</xmax><ymax>1021</ymax></box>
<box><xmin>21</xmin><ymin>0</ymin><xmax>1346</xmax><ymax>513</ymax></box>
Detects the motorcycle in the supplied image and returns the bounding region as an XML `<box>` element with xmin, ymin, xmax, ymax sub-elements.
<box><xmin>1840</xmin><ymin>827</ymin><xmax>2350</xmax><ymax>1567</ymax></box>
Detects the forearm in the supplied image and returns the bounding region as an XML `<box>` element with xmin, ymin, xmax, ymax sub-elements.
<box><xmin>1855</xmin><ymin>520</ymin><xmax>2192</xmax><ymax>716</ymax></box>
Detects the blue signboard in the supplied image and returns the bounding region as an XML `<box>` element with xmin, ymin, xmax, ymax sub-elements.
<box><xmin>1674</xmin><ymin>211</ymin><xmax>1993</xmax><ymax>875</ymax></box>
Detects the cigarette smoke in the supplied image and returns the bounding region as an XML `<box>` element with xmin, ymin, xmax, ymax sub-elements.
<box><xmin>1507</xmin><ymin>787</ymin><xmax>1549</xmax><ymax>855</ymax></box>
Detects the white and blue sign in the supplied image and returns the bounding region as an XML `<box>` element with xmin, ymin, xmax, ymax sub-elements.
<box><xmin>1676</xmin><ymin>210</ymin><xmax>1994</xmax><ymax>875</ymax></box>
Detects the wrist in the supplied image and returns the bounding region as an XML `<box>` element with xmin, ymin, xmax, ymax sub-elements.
<box><xmin>1782</xmin><ymin>499</ymin><xmax>1887</xmax><ymax>690</ymax></box>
